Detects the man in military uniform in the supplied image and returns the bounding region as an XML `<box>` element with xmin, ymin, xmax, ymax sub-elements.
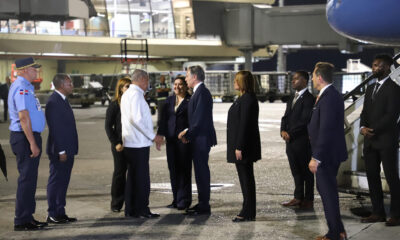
<box><xmin>8</xmin><ymin>57</ymin><xmax>47</xmax><ymax>231</ymax></box>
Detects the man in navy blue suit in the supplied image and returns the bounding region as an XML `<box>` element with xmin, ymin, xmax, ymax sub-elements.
<box><xmin>45</xmin><ymin>74</ymin><xmax>78</xmax><ymax>224</ymax></box>
<box><xmin>308</xmin><ymin>62</ymin><xmax>348</xmax><ymax>240</ymax></box>
<box><xmin>178</xmin><ymin>65</ymin><xmax>217</xmax><ymax>215</ymax></box>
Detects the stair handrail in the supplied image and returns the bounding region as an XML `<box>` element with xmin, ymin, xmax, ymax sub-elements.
<box><xmin>343</xmin><ymin>72</ymin><xmax>374</xmax><ymax>101</ymax></box>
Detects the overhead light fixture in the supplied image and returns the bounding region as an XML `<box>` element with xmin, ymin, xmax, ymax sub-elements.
<box><xmin>111</xmin><ymin>54</ymin><xmax>140</xmax><ymax>58</ymax></box>
<box><xmin>174</xmin><ymin>1</ymin><xmax>190</xmax><ymax>8</ymax></box>
<box><xmin>253</xmin><ymin>4</ymin><xmax>272</xmax><ymax>9</ymax></box>
<box><xmin>174</xmin><ymin>58</ymin><xmax>188</xmax><ymax>62</ymax></box>
<box><xmin>42</xmin><ymin>53</ymin><xmax>75</xmax><ymax>56</ymax></box>
<box><xmin>282</xmin><ymin>44</ymin><xmax>302</xmax><ymax>49</ymax></box>
<box><xmin>235</xmin><ymin>57</ymin><xmax>245</xmax><ymax>63</ymax></box>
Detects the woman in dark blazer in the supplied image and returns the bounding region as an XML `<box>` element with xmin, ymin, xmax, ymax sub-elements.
<box><xmin>105</xmin><ymin>77</ymin><xmax>131</xmax><ymax>212</ymax></box>
<box><xmin>227</xmin><ymin>70</ymin><xmax>261</xmax><ymax>222</ymax></box>
<box><xmin>157</xmin><ymin>76</ymin><xmax>192</xmax><ymax>209</ymax></box>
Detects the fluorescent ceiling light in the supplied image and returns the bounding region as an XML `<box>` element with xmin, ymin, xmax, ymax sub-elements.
<box><xmin>174</xmin><ymin>1</ymin><xmax>190</xmax><ymax>8</ymax></box>
<box><xmin>282</xmin><ymin>44</ymin><xmax>302</xmax><ymax>49</ymax></box>
<box><xmin>174</xmin><ymin>58</ymin><xmax>188</xmax><ymax>62</ymax></box>
<box><xmin>111</xmin><ymin>54</ymin><xmax>140</xmax><ymax>58</ymax></box>
<box><xmin>253</xmin><ymin>4</ymin><xmax>272</xmax><ymax>9</ymax></box>
<box><xmin>235</xmin><ymin>56</ymin><xmax>255</xmax><ymax>63</ymax></box>
<box><xmin>42</xmin><ymin>53</ymin><xmax>75</xmax><ymax>56</ymax></box>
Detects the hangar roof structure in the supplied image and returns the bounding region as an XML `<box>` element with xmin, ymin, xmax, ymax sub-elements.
<box><xmin>0</xmin><ymin>0</ymin><xmax>358</xmax><ymax>62</ymax></box>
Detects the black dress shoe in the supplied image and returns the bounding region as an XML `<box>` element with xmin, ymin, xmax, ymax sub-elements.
<box><xmin>111</xmin><ymin>208</ymin><xmax>121</xmax><ymax>212</ymax></box>
<box><xmin>184</xmin><ymin>209</ymin><xmax>211</xmax><ymax>216</ymax></box>
<box><xmin>47</xmin><ymin>216</ymin><xmax>67</xmax><ymax>224</ymax></box>
<box><xmin>125</xmin><ymin>213</ymin><xmax>138</xmax><ymax>218</ymax></box>
<box><xmin>166</xmin><ymin>202</ymin><xmax>177</xmax><ymax>209</ymax></box>
<box><xmin>14</xmin><ymin>221</ymin><xmax>46</xmax><ymax>231</ymax></box>
<box><xmin>232</xmin><ymin>216</ymin><xmax>255</xmax><ymax>222</ymax></box>
<box><xmin>386</xmin><ymin>217</ymin><xmax>400</xmax><ymax>226</ymax></box>
<box><xmin>61</xmin><ymin>215</ymin><xmax>77</xmax><ymax>222</ymax></box>
<box><xmin>32</xmin><ymin>218</ymin><xmax>48</xmax><ymax>227</ymax></box>
<box><xmin>185</xmin><ymin>204</ymin><xmax>199</xmax><ymax>213</ymax></box>
<box><xmin>139</xmin><ymin>212</ymin><xmax>160</xmax><ymax>218</ymax></box>
<box><xmin>177</xmin><ymin>205</ymin><xmax>189</xmax><ymax>210</ymax></box>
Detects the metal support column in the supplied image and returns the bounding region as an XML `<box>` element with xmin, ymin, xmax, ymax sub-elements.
<box><xmin>242</xmin><ymin>49</ymin><xmax>253</xmax><ymax>71</ymax></box>
<box><xmin>277</xmin><ymin>46</ymin><xmax>287</xmax><ymax>72</ymax></box>
<box><xmin>276</xmin><ymin>0</ymin><xmax>287</xmax><ymax>72</ymax></box>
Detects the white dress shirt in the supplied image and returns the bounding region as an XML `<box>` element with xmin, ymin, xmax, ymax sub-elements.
<box><xmin>193</xmin><ymin>82</ymin><xmax>203</xmax><ymax>94</ymax></box>
<box><xmin>55</xmin><ymin>89</ymin><xmax>66</xmax><ymax>100</ymax></box>
<box><xmin>292</xmin><ymin>87</ymin><xmax>308</xmax><ymax>105</ymax></box>
<box><xmin>318</xmin><ymin>84</ymin><xmax>332</xmax><ymax>98</ymax></box>
<box><xmin>373</xmin><ymin>76</ymin><xmax>389</xmax><ymax>93</ymax></box>
<box><xmin>296</xmin><ymin>87</ymin><xmax>308</xmax><ymax>98</ymax></box>
<box><xmin>121</xmin><ymin>84</ymin><xmax>155</xmax><ymax>148</ymax></box>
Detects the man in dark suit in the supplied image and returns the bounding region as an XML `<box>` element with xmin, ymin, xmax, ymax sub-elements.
<box><xmin>360</xmin><ymin>54</ymin><xmax>400</xmax><ymax>226</ymax></box>
<box><xmin>45</xmin><ymin>74</ymin><xmax>78</xmax><ymax>224</ymax></box>
<box><xmin>281</xmin><ymin>71</ymin><xmax>315</xmax><ymax>210</ymax></box>
<box><xmin>308</xmin><ymin>62</ymin><xmax>348</xmax><ymax>240</ymax></box>
<box><xmin>178</xmin><ymin>65</ymin><xmax>217</xmax><ymax>215</ymax></box>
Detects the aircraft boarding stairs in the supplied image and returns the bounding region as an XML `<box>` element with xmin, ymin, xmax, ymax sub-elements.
<box><xmin>338</xmin><ymin>58</ymin><xmax>400</xmax><ymax>196</ymax></box>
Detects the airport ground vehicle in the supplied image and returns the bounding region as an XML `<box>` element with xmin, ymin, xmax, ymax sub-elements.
<box><xmin>35</xmin><ymin>74</ymin><xmax>103</xmax><ymax>108</ymax></box>
<box><xmin>36</xmin><ymin>87</ymin><xmax>97</xmax><ymax>108</ymax></box>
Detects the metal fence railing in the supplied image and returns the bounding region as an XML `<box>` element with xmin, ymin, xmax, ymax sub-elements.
<box><xmin>63</xmin><ymin>71</ymin><xmax>377</xmax><ymax>104</ymax></box>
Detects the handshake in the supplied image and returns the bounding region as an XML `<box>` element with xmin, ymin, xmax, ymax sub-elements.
<box><xmin>154</xmin><ymin>135</ymin><xmax>165</xmax><ymax>151</ymax></box>
<box><xmin>154</xmin><ymin>129</ymin><xmax>190</xmax><ymax>151</ymax></box>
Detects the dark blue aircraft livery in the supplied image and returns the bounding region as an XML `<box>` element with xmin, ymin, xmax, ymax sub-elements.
<box><xmin>326</xmin><ymin>0</ymin><xmax>400</xmax><ymax>46</ymax></box>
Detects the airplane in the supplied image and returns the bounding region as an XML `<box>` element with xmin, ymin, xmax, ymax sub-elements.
<box><xmin>326</xmin><ymin>0</ymin><xmax>400</xmax><ymax>46</ymax></box>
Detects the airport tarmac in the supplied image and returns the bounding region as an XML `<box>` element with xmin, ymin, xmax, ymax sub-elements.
<box><xmin>0</xmin><ymin>102</ymin><xmax>399</xmax><ymax>240</ymax></box>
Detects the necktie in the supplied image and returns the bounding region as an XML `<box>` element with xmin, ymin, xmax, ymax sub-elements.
<box><xmin>291</xmin><ymin>92</ymin><xmax>299</xmax><ymax>108</ymax></box>
<box><xmin>65</xmin><ymin>97</ymin><xmax>72</xmax><ymax>108</ymax></box>
<box><xmin>372</xmin><ymin>82</ymin><xmax>381</xmax><ymax>100</ymax></box>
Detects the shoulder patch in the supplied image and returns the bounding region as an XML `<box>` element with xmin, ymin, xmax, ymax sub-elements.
<box><xmin>19</xmin><ymin>89</ymin><xmax>29</xmax><ymax>95</ymax></box>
